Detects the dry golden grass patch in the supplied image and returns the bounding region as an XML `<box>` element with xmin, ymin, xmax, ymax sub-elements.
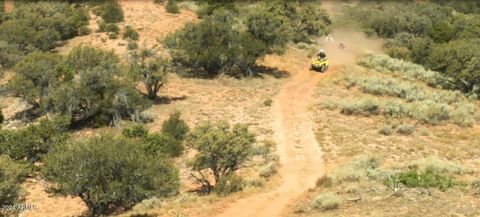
<box><xmin>291</xmin><ymin>65</ymin><xmax>480</xmax><ymax>217</ymax></box>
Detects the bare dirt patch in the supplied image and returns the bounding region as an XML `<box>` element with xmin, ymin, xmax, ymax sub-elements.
<box><xmin>56</xmin><ymin>0</ymin><xmax>197</xmax><ymax>57</ymax></box>
<box><xmin>22</xmin><ymin>179</ymin><xmax>88</xmax><ymax>217</ymax></box>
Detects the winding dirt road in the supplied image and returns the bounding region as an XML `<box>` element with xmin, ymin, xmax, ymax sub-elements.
<box><xmin>216</xmin><ymin>65</ymin><xmax>326</xmax><ymax>217</ymax></box>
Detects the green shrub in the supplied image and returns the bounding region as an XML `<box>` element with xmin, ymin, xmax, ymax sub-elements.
<box><xmin>451</xmin><ymin>103</ymin><xmax>476</xmax><ymax>127</ymax></box>
<box><xmin>65</xmin><ymin>46</ymin><xmax>119</xmax><ymax>72</ymax></box>
<box><xmin>165</xmin><ymin>0</ymin><xmax>180</xmax><ymax>14</ymax></box>
<box><xmin>214</xmin><ymin>173</ymin><xmax>244</xmax><ymax>196</ymax></box>
<box><xmin>127</xmin><ymin>41</ymin><xmax>138</xmax><ymax>50</ymax></box>
<box><xmin>187</xmin><ymin>121</ymin><xmax>257</xmax><ymax>191</ymax></box>
<box><xmin>105</xmin><ymin>23</ymin><xmax>120</xmax><ymax>33</ymax></box>
<box><xmin>408</xmin><ymin>156</ymin><xmax>473</xmax><ymax>175</ymax></box>
<box><xmin>387</xmin><ymin>170</ymin><xmax>456</xmax><ymax>191</ymax></box>
<box><xmin>359</xmin><ymin>54</ymin><xmax>444</xmax><ymax>87</ymax></box>
<box><xmin>0</xmin><ymin>2</ymin><xmax>89</xmax><ymax>52</ymax></box>
<box><xmin>78</xmin><ymin>26</ymin><xmax>91</xmax><ymax>36</ymax></box>
<box><xmin>0</xmin><ymin>155</ymin><xmax>28</xmax><ymax>209</ymax></box>
<box><xmin>161</xmin><ymin>111</ymin><xmax>189</xmax><ymax>141</ymax></box>
<box><xmin>310</xmin><ymin>192</ymin><xmax>341</xmax><ymax>211</ymax></box>
<box><xmin>42</xmin><ymin>135</ymin><xmax>179</xmax><ymax>216</ymax></box>
<box><xmin>123</xmin><ymin>26</ymin><xmax>139</xmax><ymax>40</ymax></box>
<box><xmin>333</xmin><ymin>156</ymin><xmax>386</xmax><ymax>182</ymax></box>
<box><xmin>129</xmin><ymin>48</ymin><xmax>169</xmax><ymax>99</ymax></box>
<box><xmin>7</xmin><ymin>52</ymin><xmax>69</xmax><ymax>107</ymax></box>
<box><xmin>396</xmin><ymin>124</ymin><xmax>414</xmax><ymax>135</ymax></box>
<box><xmin>99</xmin><ymin>1</ymin><xmax>124</xmax><ymax>23</ymax></box>
<box><xmin>318</xmin><ymin>100</ymin><xmax>338</xmax><ymax>110</ymax></box>
<box><xmin>108</xmin><ymin>32</ymin><xmax>117</xmax><ymax>43</ymax></box>
<box><xmin>261</xmin><ymin>1</ymin><xmax>331</xmax><ymax>43</ymax></box>
<box><xmin>144</xmin><ymin>133</ymin><xmax>184</xmax><ymax>158</ymax></box>
<box><xmin>259</xmin><ymin>162</ymin><xmax>278</xmax><ymax>178</ymax></box>
<box><xmin>340</xmin><ymin>98</ymin><xmax>381</xmax><ymax>116</ymax></box>
<box><xmin>263</xmin><ymin>99</ymin><xmax>273</xmax><ymax>107</ymax></box>
<box><xmin>0</xmin><ymin>117</ymin><xmax>70</xmax><ymax>162</ymax></box>
<box><xmin>408</xmin><ymin>100</ymin><xmax>450</xmax><ymax>124</ymax></box>
<box><xmin>383</xmin><ymin>100</ymin><xmax>408</xmax><ymax>118</ymax></box>
<box><xmin>164</xmin><ymin>6</ymin><xmax>315</xmax><ymax>77</ymax></box>
<box><xmin>378</xmin><ymin>125</ymin><xmax>393</xmax><ymax>136</ymax></box>
<box><xmin>122</xmin><ymin>124</ymin><xmax>149</xmax><ymax>138</ymax></box>
<box><xmin>98</xmin><ymin>20</ymin><xmax>107</xmax><ymax>32</ymax></box>
<box><xmin>50</xmin><ymin>46</ymin><xmax>149</xmax><ymax>127</ymax></box>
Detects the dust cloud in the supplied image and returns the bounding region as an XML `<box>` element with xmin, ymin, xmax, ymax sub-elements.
<box><xmin>318</xmin><ymin>28</ymin><xmax>385</xmax><ymax>67</ymax></box>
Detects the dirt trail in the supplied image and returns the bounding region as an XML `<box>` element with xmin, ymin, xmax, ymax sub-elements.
<box><xmin>217</xmin><ymin>63</ymin><xmax>326</xmax><ymax>217</ymax></box>
<box><xmin>215</xmin><ymin>2</ymin><xmax>384</xmax><ymax>216</ymax></box>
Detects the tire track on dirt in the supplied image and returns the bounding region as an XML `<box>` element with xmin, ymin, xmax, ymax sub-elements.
<box><xmin>216</xmin><ymin>66</ymin><xmax>326</xmax><ymax>217</ymax></box>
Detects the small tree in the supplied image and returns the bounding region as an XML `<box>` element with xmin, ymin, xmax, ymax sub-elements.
<box><xmin>144</xmin><ymin>133</ymin><xmax>184</xmax><ymax>157</ymax></box>
<box><xmin>165</xmin><ymin>0</ymin><xmax>180</xmax><ymax>14</ymax></box>
<box><xmin>7</xmin><ymin>52</ymin><xmax>71</xmax><ymax>107</ymax></box>
<box><xmin>46</xmin><ymin>46</ymin><xmax>149</xmax><ymax>127</ymax></box>
<box><xmin>130</xmin><ymin>49</ymin><xmax>169</xmax><ymax>100</ymax></box>
<box><xmin>164</xmin><ymin>12</ymin><xmax>237</xmax><ymax>77</ymax></box>
<box><xmin>0</xmin><ymin>155</ymin><xmax>28</xmax><ymax>210</ymax></box>
<box><xmin>187</xmin><ymin>121</ymin><xmax>257</xmax><ymax>192</ymax></box>
<box><xmin>98</xmin><ymin>1</ymin><xmax>124</xmax><ymax>23</ymax></box>
<box><xmin>123</xmin><ymin>26</ymin><xmax>139</xmax><ymax>41</ymax></box>
<box><xmin>42</xmin><ymin>135</ymin><xmax>179</xmax><ymax>216</ymax></box>
<box><xmin>0</xmin><ymin>117</ymin><xmax>70</xmax><ymax>162</ymax></box>
<box><xmin>161</xmin><ymin>111</ymin><xmax>189</xmax><ymax>141</ymax></box>
<box><xmin>122</xmin><ymin>124</ymin><xmax>149</xmax><ymax>138</ymax></box>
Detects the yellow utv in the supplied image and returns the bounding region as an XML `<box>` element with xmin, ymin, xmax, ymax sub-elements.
<box><xmin>311</xmin><ymin>49</ymin><xmax>329</xmax><ymax>72</ymax></box>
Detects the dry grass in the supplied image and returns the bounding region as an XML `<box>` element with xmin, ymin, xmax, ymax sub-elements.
<box><xmin>292</xmin><ymin>63</ymin><xmax>480</xmax><ymax>217</ymax></box>
<box><xmin>312</xmin><ymin>66</ymin><xmax>480</xmax><ymax>166</ymax></box>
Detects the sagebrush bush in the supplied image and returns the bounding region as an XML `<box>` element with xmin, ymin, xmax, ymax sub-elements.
<box><xmin>359</xmin><ymin>54</ymin><xmax>444</xmax><ymax>87</ymax></box>
<box><xmin>0</xmin><ymin>155</ymin><xmax>28</xmax><ymax>208</ymax></box>
<box><xmin>127</xmin><ymin>41</ymin><xmax>138</xmax><ymax>50</ymax></box>
<box><xmin>214</xmin><ymin>173</ymin><xmax>245</xmax><ymax>196</ymax></box>
<box><xmin>408</xmin><ymin>100</ymin><xmax>450</xmax><ymax>124</ymax></box>
<box><xmin>332</xmin><ymin>156</ymin><xmax>387</xmax><ymax>182</ymax></box>
<box><xmin>396</xmin><ymin>124</ymin><xmax>414</xmax><ymax>135</ymax></box>
<box><xmin>383</xmin><ymin>100</ymin><xmax>408</xmax><ymax>118</ymax></box>
<box><xmin>166</xmin><ymin>0</ymin><xmax>180</xmax><ymax>14</ymax></box>
<box><xmin>78</xmin><ymin>26</ymin><xmax>91</xmax><ymax>36</ymax></box>
<box><xmin>161</xmin><ymin>111</ymin><xmax>189</xmax><ymax>141</ymax></box>
<box><xmin>98</xmin><ymin>20</ymin><xmax>107</xmax><ymax>32</ymax></box>
<box><xmin>451</xmin><ymin>103</ymin><xmax>476</xmax><ymax>127</ymax></box>
<box><xmin>310</xmin><ymin>192</ymin><xmax>342</xmax><ymax>211</ymax></box>
<box><xmin>123</xmin><ymin>26</ymin><xmax>139</xmax><ymax>40</ymax></box>
<box><xmin>408</xmin><ymin>156</ymin><xmax>473</xmax><ymax>175</ymax></box>
<box><xmin>378</xmin><ymin>125</ymin><xmax>393</xmax><ymax>135</ymax></box>
<box><xmin>340</xmin><ymin>98</ymin><xmax>381</xmax><ymax>116</ymax></box>
<box><xmin>122</xmin><ymin>124</ymin><xmax>149</xmax><ymax>138</ymax></box>
<box><xmin>99</xmin><ymin>2</ymin><xmax>124</xmax><ymax>23</ymax></box>
<box><xmin>105</xmin><ymin>23</ymin><xmax>120</xmax><ymax>33</ymax></box>
<box><xmin>259</xmin><ymin>162</ymin><xmax>278</xmax><ymax>178</ymax></box>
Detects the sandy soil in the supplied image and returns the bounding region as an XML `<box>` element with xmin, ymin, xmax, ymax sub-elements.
<box><xmin>56</xmin><ymin>0</ymin><xmax>197</xmax><ymax>57</ymax></box>
<box><xmin>22</xmin><ymin>179</ymin><xmax>88</xmax><ymax>217</ymax></box>
<box><xmin>215</xmin><ymin>58</ymin><xmax>326</xmax><ymax>217</ymax></box>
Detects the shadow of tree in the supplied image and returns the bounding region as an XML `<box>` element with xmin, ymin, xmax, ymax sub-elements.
<box><xmin>151</xmin><ymin>95</ymin><xmax>188</xmax><ymax>105</ymax></box>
